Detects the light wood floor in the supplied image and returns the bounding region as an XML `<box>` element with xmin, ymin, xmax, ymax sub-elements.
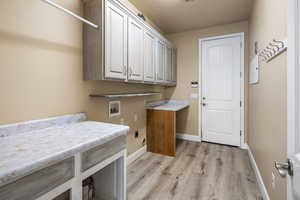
<box><xmin>127</xmin><ymin>140</ymin><xmax>262</xmax><ymax>200</ymax></box>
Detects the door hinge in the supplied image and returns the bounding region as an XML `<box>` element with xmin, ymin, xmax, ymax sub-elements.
<box><xmin>240</xmin><ymin>42</ymin><xmax>242</xmax><ymax>48</ymax></box>
<box><xmin>240</xmin><ymin>130</ymin><xmax>242</xmax><ymax>136</ymax></box>
<box><xmin>240</xmin><ymin>72</ymin><xmax>242</xmax><ymax>78</ymax></box>
<box><xmin>240</xmin><ymin>101</ymin><xmax>242</xmax><ymax>107</ymax></box>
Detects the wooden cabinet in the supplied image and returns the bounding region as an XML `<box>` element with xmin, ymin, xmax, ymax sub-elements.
<box><xmin>128</xmin><ymin>17</ymin><xmax>144</xmax><ymax>81</ymax></box>
<box><xmin>143</xmin><ymin>30</ymin><xmax>156</xmax><ymax>82</ymax></box>
<box><xmin>83</xmin><ymin>0</ymin><xmax>177</xmax><ymax>85</ymax></box>
<box><xmin>156</xmin><ymin>40</ymin><xmax>165</xmax><ymax>82</ymax></box>
<box><xmin>105</xmin><ymin>1</ymin><xmax>128</xmax><ymax>80</ymax></box>
<box><xmin>147</xmin><ymin>110</ymin><xmax>176</xmax><ymax>157</ymax></box>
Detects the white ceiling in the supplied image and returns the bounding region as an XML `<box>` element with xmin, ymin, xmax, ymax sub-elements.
<box><xmin>128</xmin><ymin>0</ymin><xmax>253</xmax><ymax>34</ymax></box>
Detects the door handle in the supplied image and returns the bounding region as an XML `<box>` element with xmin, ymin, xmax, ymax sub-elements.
<box><xmin>275</xmin><ymin>159</ymin><xmax>293</xmax><ymax>177</ymax></box>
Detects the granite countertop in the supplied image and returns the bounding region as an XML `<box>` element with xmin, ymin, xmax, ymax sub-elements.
<box><xmin>0</xmin><ymin>113</ymin><xmax>129</xmax><ymax>187</ymax></box>
<box><xmin>146</xmin><ymin>100</ymin><xmax>190</xmax><ymax>111</ymax></box>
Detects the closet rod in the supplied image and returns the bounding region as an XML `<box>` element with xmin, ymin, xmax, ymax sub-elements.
<box><xmin>40</xmin><ymin>0</ymin><xmax>99</xmax><ymax>29</ymax></box>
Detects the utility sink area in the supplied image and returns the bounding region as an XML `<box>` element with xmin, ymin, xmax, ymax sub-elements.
<box><xmin>145</xmin><ymin>100</ymin><xmax>190</xmax><ymax>157</ymax></box>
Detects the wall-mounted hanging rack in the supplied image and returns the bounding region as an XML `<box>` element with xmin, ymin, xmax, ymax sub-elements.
<box><xmin>40</xmin><ymin>0</ymin><xmax>99</xmax><ymax>29</ymax></box>
<box><xmin>258</xmin><ymin>39</ymin><xmax>287</xmax><ymax>63</ymax></box>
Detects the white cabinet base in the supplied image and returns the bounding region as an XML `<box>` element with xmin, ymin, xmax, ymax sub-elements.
<box><xmin>37</xmin><ymin>150</ymin><xmax>127</xmax><ymax>200</ymax></box>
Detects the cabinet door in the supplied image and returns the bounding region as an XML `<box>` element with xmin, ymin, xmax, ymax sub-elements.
<box><xmin>172</xmin><ymin>48</ymin><xmax>177</xmax><ymax>83</ymax></box>
<box><xmin>105</xmin><ymin>1</ymin><xmax>128</xmax><ymax>80</ymax></box>
<box><xmin>143</xmin><ymin>30</ymin><xmax>156</xmax><ymax>82</ymax></box>
<box><xmin>156</xmin><ymin>40</ymin><xmax>165</xmax><ymax>82</ymax></box>
<box><xmin>165</xmin><ymin>45</ymin><xmax>172</xmax><ymax>82</ymax></box>
<box><xmin>128</xmin><ymin>18</ymin><xmax>144</xmax><ymax>81</ymax></box>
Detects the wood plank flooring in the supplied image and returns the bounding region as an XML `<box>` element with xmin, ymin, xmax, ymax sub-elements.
<box><xmin>127</xmin><ymin>140</ymin><xmax>262</xmax><ymax>200</ymax></box>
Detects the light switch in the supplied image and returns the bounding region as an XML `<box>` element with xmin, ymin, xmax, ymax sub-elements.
<box><xmin>134</xmin><ymin>114</ymin><xmax>138</xmax><ymax>122</ymax></box>
<box><xmin>190</xmin><ymin>93</ymin><xmax>198</xmax><ymax>99</ymax></box>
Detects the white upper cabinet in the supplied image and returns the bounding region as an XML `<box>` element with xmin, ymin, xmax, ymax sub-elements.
<box><xmin>143</xmin><ymin>30</ymin><xmax>156</xmax><ymax>82</ymax></box>
<box><xmin>172</xmin><ymin>48</ymin><xmax>177</xmax><ymax>83</ymax></box>
<box><xmin>83</xmin><ymin>0</ymin><xmax>176</xmax><ymax>85</ymax></box>
<box><xmin>165</xmin><ymin>45</ymin><xmax>173</xmax><ymax>82</ymax></box>
<box><xmin>105</xmin><ymin>1</ymin><xmax>128</xmax><ymax>80</ymax></box>
<box><xmin>128</xmin><ymin>17</ymin><xmax>144</xmax><ymax>81</ymax></box>
<box><xmin>156</xmin><ymin>40</ymin><xmax>165</xmax><ymax>82</ymax></box>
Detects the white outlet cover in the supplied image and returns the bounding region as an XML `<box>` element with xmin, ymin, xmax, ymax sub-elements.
<box><xmin>134</xmin><ymin>114</ymin><xmax>138</xmax><ymax>122</ymax></box>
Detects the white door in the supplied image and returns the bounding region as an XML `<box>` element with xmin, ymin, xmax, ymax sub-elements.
<box><xmin>105</xmin><ymin>1</ymin><xmax>128</xmax><ymax>80</ymax></box>
<box><xmin>128</xmin><ymin>17</ymin><xmax>144</xmax><ymax>81</ymax></box>
<box><xmin>284</xmin><ymin>1</ymin><xmax>300</xmax><ymax>199</ymax></box>
<box><xmin>156</xmin><ymin>40</ymin><xmax>165</xmax><ymax>82</ymax></box>
<box><xmin>165</xmin><ymin>45</ymin><xmax>172</xmax><ymax>82</ymax></box>
<box><xmin>143</xmin><ymin>30</ymin><xmax>156</xmax><ymax>82</ymax></box>
<box><xmin>201</xmin><ymin>36</ymin><xmax>242</xmax><ymax>146</ymax></box>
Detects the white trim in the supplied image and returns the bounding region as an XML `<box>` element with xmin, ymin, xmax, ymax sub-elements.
<box><xmin>198</xmin><ymin>32</ymin><xmax>246</xmax><ymax>148</ymax></box>
<box><xmin>127</xmin><ymin>145</ymin><xmax>147</xmax><ymax>165</ymax></box>
<box><xmin>246</xmin><ymin>144</ymin><xmax>270</xmax><ymax>200</ymax></box>
<box><xmin>36</xmin><ymin>180</ymin><xmax>73</xmax><ymax>200</ymax></box>
<box><xmin>176</xmin><ymin>133</ymin><xmax>202</xmax><ymax>142</ymax></box>
<box><xmin>287</xmin><ymin>0</ymin><xmax>298</xmax><ymax>199</ymax></box>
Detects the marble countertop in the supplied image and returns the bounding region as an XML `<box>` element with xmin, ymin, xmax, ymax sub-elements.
<box><xmin>145</xmin><ymin>100</ymin><xmax>190</xmax><ymax>111</ymax></box>
<box><xmin>0</xmin><ymin>113</ymin><xmax>129</xmax><ymax>187</ymax></box>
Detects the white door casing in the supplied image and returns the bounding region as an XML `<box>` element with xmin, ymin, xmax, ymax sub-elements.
<box><xmin>287</xmin><ymin>0</ymin><xmax>300</xmax><ymax>199</ymax></box>
<box><xmin>201</xmin><ymin>35</ymin><xmax>242</xmax><ymax>147</ymax></box>
<box><xmin>105</xmin><ymin>1</ymin><xmax>128</xmax><ymax>80</ymax></box>
<box><xmin>143</xmin><ymin>30</ymin><xmax>156</xmax><ymax>82</ymax></box>
<box><xmin>128</xmin><ymin>17</ymin><xmax>144</xmax><ymax>81</ymax></box>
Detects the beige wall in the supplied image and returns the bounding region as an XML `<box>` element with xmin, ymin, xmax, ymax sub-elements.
<box><xmin>248</xmin><ymin>0</ymin><xmax>287</xmax><ymax>199</ymax></box>
<box><xmin>165</xmin><ymin>21</ymin><xmax>249</xmax><ymax>141</ymax></box>
<box><xmin>0</xmin><ymin>0</ymin><xmax>164</xmax><ymax>155</ymax></box>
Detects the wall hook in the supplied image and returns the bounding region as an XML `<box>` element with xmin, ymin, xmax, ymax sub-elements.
<box><xmin>269</xmin><ymin>41</ymin><xmax>280</xmax><ymax>51</ymax></box>
<box><xmin>273</xmin><ymin>39</ymin><xmax>284</xmax><ymax>48</ymax></box>
<box><xmin>267</xmin><ymin>46</ymin><xmax>276</xmax><ymax>55</ymax></box>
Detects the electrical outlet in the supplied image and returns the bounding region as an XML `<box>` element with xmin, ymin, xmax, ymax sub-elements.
<box><xmin>135</xmin><ymin>130</ymin><xmax>139</xmax><ymax>138</ymax></box>
<box><xmin>134</xmin><ymin>114</ymin><xmax>138</xmax><ymax>122</ymax></box>
<box><xmin>272</xmin><ymin>172</ymin><xmax>276</xmax><ymax>189</ymax></box>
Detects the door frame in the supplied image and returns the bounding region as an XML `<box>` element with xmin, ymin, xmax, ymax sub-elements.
<box><xmin>198</xmin><ymin>32</ymin><xmax>246</xmax><ymax>148</ymax></box>
<box><xmin>287</xmin><ymin>0</ymin><xmax>298</xmax><ymax>199</ymax></box>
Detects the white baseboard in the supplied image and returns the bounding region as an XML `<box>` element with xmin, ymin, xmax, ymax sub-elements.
<box><xmin>127</xmin><ymin>145</ymin><xmax>147</xmax><ymax>165</ymax></box>
<box><xmin>176</xmin><ymin>133</ymin><xmax>202</xmax><ymax>142</ymax></box>
<box><xmin>246</xmin><ymin>144</ymin><xmax>270</xmax><ymax>200</ymax></box>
